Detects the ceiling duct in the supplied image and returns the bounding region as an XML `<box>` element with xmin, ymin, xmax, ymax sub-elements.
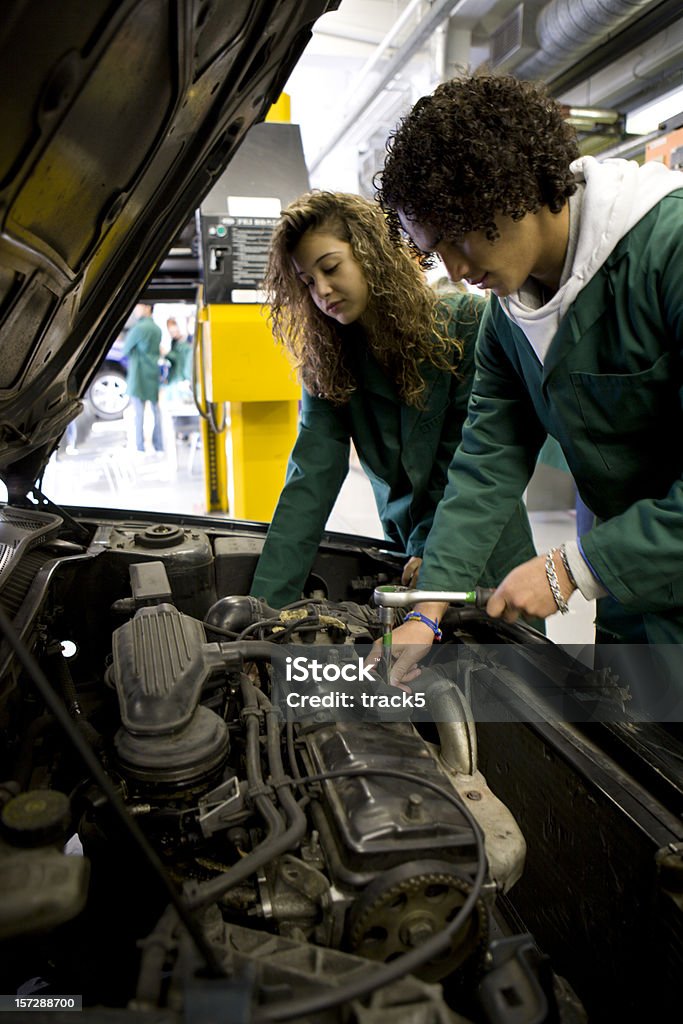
<box><xmin>489</xmin><ymin>3</ymin><xmax>537</xmax><ymax>70</ymax></box>
<box><xmin>514</xmin><ymin>0</ymin><xmax>659</xmax><ymax>82</ymax></box>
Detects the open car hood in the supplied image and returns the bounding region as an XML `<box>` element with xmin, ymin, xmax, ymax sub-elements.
<box><xmin>0</xmin><ymin>0</ymin><xmax>338</xmax><ymax>501</ymax></box>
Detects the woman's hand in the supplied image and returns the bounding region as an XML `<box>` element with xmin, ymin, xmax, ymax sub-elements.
<box><xmin>369</xmin><ymin>600</ymin><xmax>447</xmax><ymax>688</ymax></box>
<box><xmin>486</xmin><ymin>552</ymin><xmax>575</xmax><ymax>622</ymax></box>
<box><xmin>401</xmin><ymin>556</ymin><xmax>422</xmax><ymax>587</ymax></box>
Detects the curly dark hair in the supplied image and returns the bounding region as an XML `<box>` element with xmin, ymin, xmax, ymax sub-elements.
<box><xmin>376</xmin><ymin>73</ymin><xmax>579</xmax><ymax>251</ymax></box>
<box><xmin>264</xmin><ymin>190</ymin><xmax>477</xmax><ymax>406</ymax></box>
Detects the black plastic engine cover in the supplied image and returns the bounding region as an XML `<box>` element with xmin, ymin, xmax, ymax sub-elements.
<box><xmin>302</xmin><ymin>721</ymin><xmax>478</xmax><ymax>883</ymax></box>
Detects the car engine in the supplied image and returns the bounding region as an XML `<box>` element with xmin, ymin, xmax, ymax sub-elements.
<box><xmin>0</xmin><ymin>505</ymin><xmax>575</xmax><ymax>1023</ymax></box>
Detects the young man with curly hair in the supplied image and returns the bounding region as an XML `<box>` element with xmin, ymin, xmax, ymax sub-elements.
<box><xmin>375</xmin><ymin>73</ymin><xmax>683</xmax><ymax>686</ymax></box>
<box><xmin>249</xmin><ymin>190</ymin><xmax>537</xmax><ymax>608</ymax></box>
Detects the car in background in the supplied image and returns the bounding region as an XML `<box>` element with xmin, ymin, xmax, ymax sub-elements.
<box><xmin>83</xmin><ymin>333</ymin><xmax>129</xmax><ymax>421</ymax></box>
<box><xmin>83</xmin><ymin>287</ymin><xmax>198</xmax><ymax>426</ymax></box>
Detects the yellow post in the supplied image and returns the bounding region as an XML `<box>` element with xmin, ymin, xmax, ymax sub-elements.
<box><xmin>266</xmin><ymin>93</ymin><xmax>291</xmax><ymax>123</ymax></box>
<box><xmin>227</xmin><ymin>401</ymin><xmax>300</xmax><ymax>521</ymax></box>
<box><xmin>194</xmin><ymin>93</ymin><xmax>302</xmax><ymax>519</ymax></box>
<box><xmin>200</xmin><ymin>302</ymin><xmax>299</xmax><ymax>521</ymax></box>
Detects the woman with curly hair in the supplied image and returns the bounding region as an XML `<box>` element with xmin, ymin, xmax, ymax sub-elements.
<box><xmin>249</xmin><ymin>190</ymin><xmax>536</xmax><ymax>608</ymax></box>
<box><xmin>375</xmin><ymin>72</ymin><xmax>683</xmax><ymax>689</ymax></box>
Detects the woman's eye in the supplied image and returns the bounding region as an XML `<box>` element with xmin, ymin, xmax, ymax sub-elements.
<box><xmin>322</xmin><ymin>264</ymin><xmax>339</xmax><ymax>274</ymax></box>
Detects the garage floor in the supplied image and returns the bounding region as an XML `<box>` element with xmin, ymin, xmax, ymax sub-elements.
<box><xmin>36</xmin><ymin>407</ymin><xmax>595</xmax><ymax>645</ymax></box>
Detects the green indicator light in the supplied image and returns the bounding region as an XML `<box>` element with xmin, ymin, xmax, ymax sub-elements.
<box><xmin>216</xmin><ymin>224</ymin><xmax>227</xmax><ymax>237</ymax></box>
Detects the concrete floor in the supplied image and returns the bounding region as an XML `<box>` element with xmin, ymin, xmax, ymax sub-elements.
<box><xmin>37</xmin><ymin>405</ymin><xmax>595</xmax><ymax>646</ymax></box>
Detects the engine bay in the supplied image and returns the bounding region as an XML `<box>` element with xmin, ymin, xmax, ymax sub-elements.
<box><xmin>1</xmin><ymin>503</ymin><xmax>680</xmax><ymax>1022</ymax></box>
<box><xmin>0</xmin><ymin>505</ymin><xmax>581</xmax><ymax>1024</ymax></box>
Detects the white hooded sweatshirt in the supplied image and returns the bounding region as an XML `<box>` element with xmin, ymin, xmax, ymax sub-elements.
<box><xmin>502</xmin><ymin>155</ymin><xmax>683</xmax><ymax>363</ymax></box>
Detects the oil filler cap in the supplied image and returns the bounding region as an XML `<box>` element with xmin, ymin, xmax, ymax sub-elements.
<box><xmin>1</xmin><ymin>790</ymin><xmax>71</xmax><ymax>848</ymax></box>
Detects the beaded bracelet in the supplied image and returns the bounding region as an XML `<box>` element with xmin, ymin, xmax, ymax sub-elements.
<box><xmin>545</xmin><ymin>549</ymin><xmax>570</xmax><ymax>614</ymax></box>
<box><xmin>404</xmin><ymin>610</ymin><xmax>443</xmax><ymax>641</ymax></box>
<box><xmin>558</xmin><ymin>543</ymin><xmax>578</xmax><ymax>590</ymax></box>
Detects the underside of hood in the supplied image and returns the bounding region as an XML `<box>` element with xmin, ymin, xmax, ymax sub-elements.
<box><xmin>0</xmin><ymin>0</ymin><xmax>338</xmax><ymax>501</ymax></box>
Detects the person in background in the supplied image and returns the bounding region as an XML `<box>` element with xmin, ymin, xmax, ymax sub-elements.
<box><xmin>165</xmin><ymin>317</ymin><xmax>193</xmax><ymax>394</ymax></box>
<box><xmin>249</xmin><ymin>190</ymin><xmax>537</xmax><ymax>609</ymax></box>
<box><xmin>374</xmin><ymin>72</ymin><xmax>683</xmax><ymax>686</ymax></box>
<box><xmin>123</xmin><ymin>301</ymin><xmax>164</xmax><ymax>454</ymax></box>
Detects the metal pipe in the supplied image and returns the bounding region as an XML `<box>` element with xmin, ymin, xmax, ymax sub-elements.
<box><xmin>593</xmin><ymin>128</ymin><xmax>661</xmax><ymax>160</ymax></box>
<box><xmin>515</xmin><ymin>0</ymin><xmax>658</xmax><ymax>82</ymax></box>
<box><xmin>309</xmin><ymin>0</ymin><xmax>470</xmax><ymax>173</ymax></box>
<box><xmin>419</xmin><ymin>668</ymin><xmax>478</xmax><ymax>775</ymax></box>
<box><xmin>346</xmin><ymin>0</ymin><xmax>424</xmax><ymax>100</ymax></box>
<box><xmin>314</xmin><ymin>26</ymin><xmax>385</xmax><ymax>46</ymax></box>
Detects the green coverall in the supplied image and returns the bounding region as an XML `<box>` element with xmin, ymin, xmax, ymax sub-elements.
<box><xmin>123</xmin><ymin>317</ymin><xmax>161</xmax><ymax>402</ymax></box>
<box><xmin>250</xmin><ymin>293</ymin><xmax>537</xmax><ymax>608</ymax></box>
<box><xmin>419</xmin><ymin>192</ymin><xmax>683</xmax><ymax>647</ymax></box>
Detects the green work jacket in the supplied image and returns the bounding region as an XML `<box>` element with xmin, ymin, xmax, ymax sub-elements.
<box><xmin>420</xmin><ymin>191</ymin><xmax>683</xmax><ymax>644</ymax></box>
<box><xmin>123</xmin><ymin>317</ymin><xmax>162</xmax><ymax>402</ymax></box>
<box><xmin>250</xmin><ymin>293</ymin><xmax>536</xmax><ymax>608</ymax></box>
<box><xmin>167</xmin><ymin>338</ymin><xmax>193</xmax><ymax>384</ymax></box>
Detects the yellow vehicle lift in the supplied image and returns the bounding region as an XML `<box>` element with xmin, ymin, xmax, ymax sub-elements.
<box><xmin>194</xmin><ymin>95</ymin><xmax>307</xmax><ymax>519</ymax></box>
<box><xmin>194</xmin><ymin>295</ymin><xmax>298</xmax><ymax>519</ymax></box>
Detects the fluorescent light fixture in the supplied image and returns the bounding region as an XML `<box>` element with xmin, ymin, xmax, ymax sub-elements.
<box><xmin>566</xmin><ymin>108</ymin><xmax>620</xmax><ymax>123</ymax></box>
<box><xmin>626</xmin><ymin>86</ymin><xmax>683</xmax><ymax>135</ymax></box>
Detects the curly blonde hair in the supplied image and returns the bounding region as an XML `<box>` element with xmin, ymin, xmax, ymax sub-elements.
<box><xmin>264</xmin><ymin>191</ymin><xmax>472</xmax><ymax>406</ymax></box>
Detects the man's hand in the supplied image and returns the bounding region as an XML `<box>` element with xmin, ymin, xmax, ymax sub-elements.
<box><xmin>401</xmin><ymin>556</ymin><xmax>422</xmax><ymax>587</ymax></box>
<box><xmin>486</xmin><ymin>552</ymin><xmax>575</xmax><ymax>622</ymax></box>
